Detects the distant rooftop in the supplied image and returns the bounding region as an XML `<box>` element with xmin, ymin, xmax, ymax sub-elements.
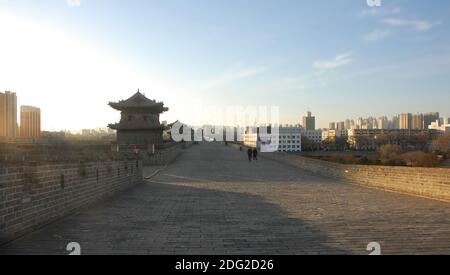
<box><xmin>20</xmin><ymin>105</ymin><xmax>41</xmax><ymax>112</ymax></box>
<box><xmin>108</xmin><ymin>90</ymin><xmax>168</xmax><ymax>113</ymax></box>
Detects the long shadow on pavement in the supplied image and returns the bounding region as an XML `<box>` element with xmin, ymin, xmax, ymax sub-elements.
<box><xmin>0</xmin><ymin>181</ymin><xmax>350</xmax><ymax>255</ymax></box>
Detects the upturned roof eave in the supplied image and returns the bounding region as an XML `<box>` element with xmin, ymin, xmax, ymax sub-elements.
<box><xmin>108</xmin><ymin>102</ymin><xmax>168</xmax><ymax>112</ymax></box>
<box><xmin>108</xmin><ymin>124</ymin><xmax>167</xmax><ymax>131</ymax></box>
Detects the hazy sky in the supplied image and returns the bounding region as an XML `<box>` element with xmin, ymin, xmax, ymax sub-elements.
<box><xmin>0</xmin><ymin>0</ymin><xmax>449</xmax><ymax>130</ymax></box>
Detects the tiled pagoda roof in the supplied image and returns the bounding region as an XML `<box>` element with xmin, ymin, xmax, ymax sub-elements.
<box><xmin>109</xmin><ymin>90</ymin><xmax>169</xmax><ymax>113</ymax></box>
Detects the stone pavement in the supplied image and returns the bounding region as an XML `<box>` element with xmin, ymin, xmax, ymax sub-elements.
<box><xmin>1</xmin><ymin>142</ymin><xmax>450</xmax><ymax>255</ymax></box>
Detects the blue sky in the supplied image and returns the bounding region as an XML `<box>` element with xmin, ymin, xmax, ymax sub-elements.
<box><xmin>0</xmin><ymin>0</ymin><xmax>449</xmax><ymax>130</ymax></box>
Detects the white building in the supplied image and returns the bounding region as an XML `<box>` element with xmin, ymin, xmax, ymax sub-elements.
<box><xmin>429</xmin><ymin>120</ymin><xmax>450</xmax><ymax>134</ymax></box>
<box><xmin>277</xmin><ymin>127</ymin><xmax>302</xmax><ymax>152</ymax></box>
<box><xmin>300</xmin><ymin>129</ymin><xmax>322</xmax><ymax>144</ymax></box>
<box><xmin>322</xmin><ymin>129</ymin><xmax>348</xmax><ymax>142</ymax></box>
<box><xmin>242</xmin><ymin>125</ymin><xmax>322</xmax><ymax>153</ymax></box>
<box><xmin>242</xmin><ymin>126</ymin><xmax>302</xmax><ymax>152</ymax></box>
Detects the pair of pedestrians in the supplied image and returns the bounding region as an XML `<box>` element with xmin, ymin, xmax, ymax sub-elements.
<box><xmin>247</xmin><ymin>148</ymin><xmax>258</xmax><ymax>162</ymax></box>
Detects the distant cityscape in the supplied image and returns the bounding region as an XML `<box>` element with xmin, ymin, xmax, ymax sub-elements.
<box><xmin>0</xmin><ymin>91</ymin><xmax>41</xmax><ymax>140</ymax></box>
<box><xmin>244</xmin><ymin>111</ymin><xmax>450</xmax><ymax>153</ymax></box>
<box><xmin>0</xmin><ymin>90</ymin><xmax>119</xmax><ymax>143</ymax></box>
<box><xmin>327</xmin><ymin>112</ymin><xmax>449</xmax><ymax>132</ymax></box>
<box><xmin>2</xmin><ymin>90</ymin><xmax>450</xmax><ymax>152</ymax></box>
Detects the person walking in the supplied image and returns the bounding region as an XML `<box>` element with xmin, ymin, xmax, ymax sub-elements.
<box><xmin>247</xmin><ymin>148</ymin><xmax>253</xmax><ymax>162</ymax></box>
<box><xmin>252</xmin><ymin>148</ymin><xmax>258</xmax><ymax>161</ymax></box>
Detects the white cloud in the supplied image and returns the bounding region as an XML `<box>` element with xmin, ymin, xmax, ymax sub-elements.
<box><xmin>313</xmin><ymin>53</ymin><xmax>352</xmax><ymax>70</ymax></box>
<box><xmin>363</xmin><ymin>29</ymin><xmax>391</xmax><ymax>42</ymax></box>
<box><xmin>359</xmin><ymin>7</ymin><xmax>401</xmax><ymax>17</ymax></box>
<box><xmin>383</xmin><ymin>18</ymin><xmax>440</xmax><ymax>31</ymax></box>
<box><xmin>201</xmin><ymin>66</ymin><xmax>268</xmax><ymax>91</ymax></box>
<box><xmin>67</xmin><ymin>0</ymin><xmax>81</xmax><ymax>7</ymax></box>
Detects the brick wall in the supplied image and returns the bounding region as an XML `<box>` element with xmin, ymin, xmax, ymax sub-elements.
<box><xmin>143</xmin><ymin>142</ymin><xmax>192</xmax><ymax>166</ymax></box>
<box><xmin>0</xmin><ymin>159</ymin><xmax>143</xmax><ymax>244</ymax></box>
<box><xmin>263</xmin><ymin>153</ymin><xmax>450</xmax><ymax>202</ymax></box>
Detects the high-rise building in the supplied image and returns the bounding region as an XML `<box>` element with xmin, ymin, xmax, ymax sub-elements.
<box><xmin>0</xmin><ymin>91</ymin><xmax>18</xmax><ymax>138</ymax></box>
<box><xmin>336</xmin><ymin>121</ymin><xmax>345</xmax><ymax>131</ymax></box>
<box><xmin>302</xmin><ymin>111</ymin><xmax>315</xmax><ymax>130</ymax></box>
<box><xmin>423</xmin><ymin>112</ymin><xmax>440</xmax><ymax>129</ymax></box>
<box><xmin>399</xmin><ymin>113</ymin><xmax>412</xmax><ymax>130</ymax></box>
<box><xmin>412</xmin><ymin>113</ymin><xmax>424</xmax><ymax>129</ymax></box>
<box><xmin>345</xmin><ymin>119</ymin><xmax>354</xmax><ymax>130</ymax></box>
<box><xmin>329</xmin><ymin>122</ymin><xmax>336</xmax><ymax>130</ymax></box>
<box><xmin>1</xmin><ymin>93</ymin><xmax>6</xmax><ymax>136</ymax></box>
<box><xmin>367</xmin><ymin>117</ymin><xmax>375</xmax><ymax>129</ymax></box>
<box><xmin>356</xmin><ymin>118</ymin><xmax>363</xmax><ymax>129</ymax></box>
<box><xmin>20</xmin><ymin>106</ymin><xmax>41</xmax><ymax>138</ymax></box>
<box><xmin>391</xmin><ymin>115</ymin><xmax>400</xmax><ymax>129</ymax></box>
<box><xmin>377</xmin><ymin>116</ymin><xmax>388</xmax><ymax>129</ymax></box>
